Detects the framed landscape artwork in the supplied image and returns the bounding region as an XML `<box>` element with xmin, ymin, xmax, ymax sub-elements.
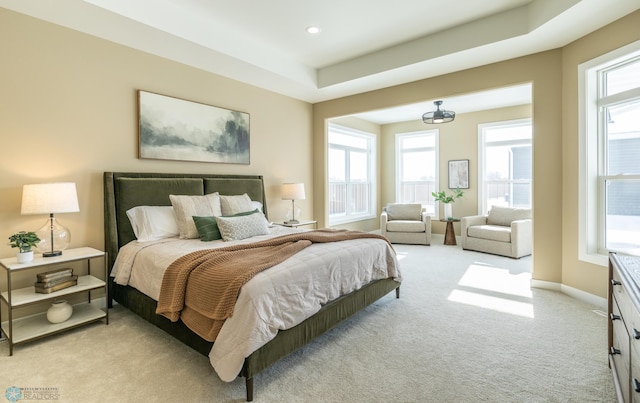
<box><xmin>448</xmin><ymin>159</ymin><xmax>469</xmax><ymax>189</ymax></box>
<box><xmin>138</xmin><ymin>90</ymin><xmax>250</xmax><ymax>164</ymax></box>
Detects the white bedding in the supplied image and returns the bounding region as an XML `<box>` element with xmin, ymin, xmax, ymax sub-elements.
<box><xmin>111</xmin><ymin>226</ymin><xmax>401</xmax><ymax>382</ymax></box>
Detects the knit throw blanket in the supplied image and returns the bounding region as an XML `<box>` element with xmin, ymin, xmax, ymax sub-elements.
<box><xmin>156</xmin><ymin>229</ymin><xmax>393</xmax><ymax>342</ymax></box>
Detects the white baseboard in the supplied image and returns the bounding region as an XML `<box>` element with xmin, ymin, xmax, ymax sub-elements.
<box><xmin>531</xmin><ymin>279</ymin><xmax>607</xmax><ymax>310</ymax></box>
<box><xmin>530</xmin><ymin>279</ymin><xmax>561</xmax><ymax>291</ymax></box>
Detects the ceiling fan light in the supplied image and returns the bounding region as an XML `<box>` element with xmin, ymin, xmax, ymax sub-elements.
<box><xmin>422</xmin><ymin>100</ymin><xmax>455</xmax><ymax>124</ymax></box>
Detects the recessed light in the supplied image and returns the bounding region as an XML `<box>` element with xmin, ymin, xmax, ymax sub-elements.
<box><xmin>306</xmin><ymin>26</ymin><xmax>321</xmax><ymax>34</ymax></box>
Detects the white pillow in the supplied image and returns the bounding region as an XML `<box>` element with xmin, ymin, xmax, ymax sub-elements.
<box><xmin>215</xmin><ymin>211</ymin><xmax>270</xmax><ymax>241</ymax></box>
<box><xmin>251</xmin><ymin>200</ymin><xmax>263</xmax><ymax>213</ymax></box>
<box><xmin>220</xmin><ymin>193</ymin><xmax>254</xmax><ymax>216</ymax></box>
<box><xmin>169</xmin><ymin>193</ymin><xmax>222</xmax><ymax>239</ymax></box>
<box><xmin>126</xmin><ymin>206</ymin><xmax>179</xmax><ymax>242</ymax></box>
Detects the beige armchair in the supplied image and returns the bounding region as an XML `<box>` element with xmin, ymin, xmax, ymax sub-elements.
<box><xmin>461</xmin><ymin>206</ymin><xmax>532</xmax><ymax>258</ymax></box>
<box><xmin>380</xmin><ymin>203</ymin><xmax>431</xmax><ymax>245</ymax></box>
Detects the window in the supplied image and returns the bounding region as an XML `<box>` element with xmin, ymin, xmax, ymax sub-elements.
<box><xmin>579</xmin><ymin>41</ymin><xmax>640</xmax><ymax>265</ymax></box>
<box><xmin>328</xmin><ymin>124</ymin><xmax>376</xmax><ymax>225</ymax></box>
<box><xmin>478</xmin><ymin>119</ymin><xmax>532</xmax><ymax>215</ymax></box>
<box><xmin>396</xmin><ymin>130</ymin><xmax>438</xmax><ymax>215</ymax></box>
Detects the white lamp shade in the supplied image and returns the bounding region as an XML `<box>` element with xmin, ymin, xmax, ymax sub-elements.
<box><xmin>281</xmin><ymin>183</ymin><xmax>305</xmax><ymax>200</ymax></box>
<box><xmin>21</xmin><ymin>182</ymin><xmax>80</xmax><ymax>215</ymax></box>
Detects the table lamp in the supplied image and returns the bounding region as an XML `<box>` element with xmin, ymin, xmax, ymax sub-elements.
<box><xmin>21</xmin><ymin>182</ymin><xmax>80</xmax><ymax>257</ymax></box>
<box><xmin>281</xmin><ymin>183</ymin><xmax>305</xmax><ymax>224</ymax></box>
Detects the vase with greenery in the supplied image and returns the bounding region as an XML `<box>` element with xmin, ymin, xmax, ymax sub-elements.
<box><xmin>8</xmin><ymin>231</ymin><xmax>41</xmax><ymax>263</ymax></box>
<box><xmin>432</xmin><ymin>187</ymin><xmax>464</xmax><ymax>219</ymax></box>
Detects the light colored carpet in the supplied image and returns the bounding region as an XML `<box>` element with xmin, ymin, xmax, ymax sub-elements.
<box><xmin>0</xmin><ymin>235</ymin><xmax>615</xmax><ymax>402</ymax></box>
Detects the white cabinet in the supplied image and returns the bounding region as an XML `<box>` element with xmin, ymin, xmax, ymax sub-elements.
<box><xmin>0</xmin><ymin>247</ymin><xmax>108</xmax><ymax>355</ymax></box>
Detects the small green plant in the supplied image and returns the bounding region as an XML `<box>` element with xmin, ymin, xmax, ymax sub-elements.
<box><xmin>8</xmin><ymin>231</ymin><xmax>41</xmax><ymax>253</ymax></box>
<box><xmin>432</xmin><ymin>187</ymin><xmax>464</xmax><ymax>203</ymax></box>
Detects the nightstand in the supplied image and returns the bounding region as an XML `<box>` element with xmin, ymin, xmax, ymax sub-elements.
<box><xmin>273</xmin><ymin>220</ymin><xmax>318</xmax><ymax>229</ymax></box>
<box><xmin>0</xmin><ymin>247</ymin><xmax>108</xmax><ymax>355</ymax></box>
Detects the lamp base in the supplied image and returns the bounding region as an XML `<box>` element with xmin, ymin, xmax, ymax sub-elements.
<box><xmin>285</xmin><ymin>219</ymin><xmax>300</xmax><ymax>224</ymax></box>
<box><xmin>43</xmin><ymin>250</ymin><xmax>63</xmax><ymax>258</ymax></box>
<box><xmin>35</xmin><ymin>215</ymin><xmax>71</xmax><ymax>257</ymax></box>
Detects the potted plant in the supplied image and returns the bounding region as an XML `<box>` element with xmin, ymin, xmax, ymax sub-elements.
<box><xmin>432</xmin><ymin>187</ymin><xmax>464</xmax><ymax>219</ymax></box>
<box><xmin>8</xmin><ymin>231</ymin><xmax>41</xmax><ymax>263</ymax></box>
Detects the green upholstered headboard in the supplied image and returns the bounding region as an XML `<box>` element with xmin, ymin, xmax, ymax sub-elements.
<box><xmin>103</xmin><ymin>172</ymin><xmax>267</xmax><ymax>271</ymax></box>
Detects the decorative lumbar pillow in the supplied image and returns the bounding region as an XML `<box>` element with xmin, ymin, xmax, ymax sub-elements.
<box><xmin>220</xmin><ymin>193</ymin><xmax>254</xmax><ymax>216</ymax></box>
<box><xmin>126</xmin><ymin>206</ymin><xmax>179</xmax><ymax>242</ymax></box>
<box><xmin>487</xmin><ymin>206</ymin><xmax>531</xmax><ymax>227</ymax></box>
<box><xmin>386</xmin><ymin>203</ymin><xmax>422</xmax><ymax>221</ymax></box>
<box><xmin>169</xmin><ymin>193</ymin><xmax>222</xmax><ymax>239</ymax></box>
<box><xmin>215</xmin><ymin>210</ymin><xmax>269</xmax><ymax>241</ymax></box>
<box><xmin>193</xmin><ymin>209</ymin><xmax>259</xmax><ymax>242</ymax></box>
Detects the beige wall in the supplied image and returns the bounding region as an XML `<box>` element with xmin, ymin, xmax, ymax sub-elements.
<box><xmin>0</xmin><ymin>8</ymin><xmax>313</xmax><ymax>263</ymax></box>
<box><xmin>381</xmin><ymin>105</ymin><xmax>532</xmax><ymax>235</ymax></box>
<box><xmin>561</xmin><ymin>10</ymin><xmax>640</xmax><ymax>298</ymax></box>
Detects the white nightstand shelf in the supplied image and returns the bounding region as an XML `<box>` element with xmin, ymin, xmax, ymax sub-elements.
<box><xmin>0</xmin><ymin>247</ymin><xmax>108</xmax><ymax>355</ymax></box>
<box><xmin>1</xmin><ymin>275</ymin><xmax>105</xmax><ymax>307</ymax></box>
<box><xmin>3</xmin><ymin>303</ymin><xmax>106</xmax><ymax>344</ymax></box>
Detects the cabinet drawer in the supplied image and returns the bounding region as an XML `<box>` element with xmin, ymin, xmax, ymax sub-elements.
<box><xmin>613</xmin><ymin>265</ymin><xmax>639</xmax><ymax>333</ymax></box>
<box><xmin>612</xmin><ymin>300</ymin><xmax>631</xmax><ymax>403</ymax></box>
<box><xmin>631</xmin><ymin>342</ymin><xmax>640</xmax><ymax>402</ymax></box>
<box><xmin>628</xmin><ymin>300</ymin><xmax>640</xmax><ymax>351</ymax></box>
<box><xmin>630</xmin><ymin>299</ymin><xmax>640</xmax><ymax>403</ymax></box>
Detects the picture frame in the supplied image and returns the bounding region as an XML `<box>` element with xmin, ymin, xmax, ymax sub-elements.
<box><xmin>138</xmin><ymin>90</ymin><xmax>250</xmax><ymax>164</ymax></box>
<box><xmin>448</xmin><ymin>159</ymin><xmax>469</xmax><ymax>189</ymax></box>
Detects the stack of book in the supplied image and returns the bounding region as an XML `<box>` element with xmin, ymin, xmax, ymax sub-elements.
<box><xmin>34</xmin><ymin>268</ymin><xmax>78</xmax><ymax>294</ymax></box>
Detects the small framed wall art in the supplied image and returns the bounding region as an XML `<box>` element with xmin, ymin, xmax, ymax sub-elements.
<box><xmin>448</xmin><ymin>159</ymin><xmax>469</xmax><ymax>189</ymax></box>
<box><xmin>138</xmin><ymin>90</ymin><xmax>250</xmax><ymax>164</ymax></box>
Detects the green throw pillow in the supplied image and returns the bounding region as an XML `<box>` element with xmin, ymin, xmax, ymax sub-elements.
<box><xmin>192</xmin><ymin>216</ymin><xmax>221</xmax><ymax>241</ymax></box>
<box><xmin>193</xmin><ymin>209</ymin><xmax>259</xmax><ymax>242</ymax></box>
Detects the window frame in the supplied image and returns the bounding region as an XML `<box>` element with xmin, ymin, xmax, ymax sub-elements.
<box><xmin>395</xmin><ymin>129</ymin><xmax>439</xmax><ymax>215</ymax></box>
<box><xmin>477</xmin><ymin>118</ymin><xmax>533</xmax><ymax>215</ymax></box>
<box><xmin>327</xmin><ymin>123</ymin><xmax>377</xmax><ymax>225</ymax></box>
<box><xmin>578</xmin><ymin>39</ymin><xmax>640</xmax><ymax>266</ymax></box>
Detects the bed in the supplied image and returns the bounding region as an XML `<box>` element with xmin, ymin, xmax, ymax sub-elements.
<box><xmin>103</xmin><ymin>171</ymin><xmax>401</xmax><ymax>401</ymax></box>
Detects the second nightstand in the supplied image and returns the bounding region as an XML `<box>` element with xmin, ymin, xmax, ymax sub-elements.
<box><xmin>273</xmin><ymin>220</ymin><xmax>318</xmax><ymax>229</ymax></box>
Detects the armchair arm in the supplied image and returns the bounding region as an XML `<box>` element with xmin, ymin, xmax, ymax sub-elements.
<box><xmin>510</xmin><ymin>219</ymin><xmax>532</xmax><ymax>258</ymax></box>
<box><xmin>421</xmin><ymin>211</ymin><xmax>431</xmax><ymax>224</ymax></box>
<box><xmin>380</xmin><ymin>211</ymin><xmax>389</xmax><ymax>237</ymax></box>
<box><xmin>421</xmin><ymin>212</ymin><xmax>432</xmax><ymax>245</ymax></box>
<box><xmin>460</xmin><ymin>215</ymin><xmax>488</xmax><ymax>248</ymax></box>
<box><xmin>461</xmin><ymin>215</ymin><xmax>488</xmax><ymax>228</ymax></box>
